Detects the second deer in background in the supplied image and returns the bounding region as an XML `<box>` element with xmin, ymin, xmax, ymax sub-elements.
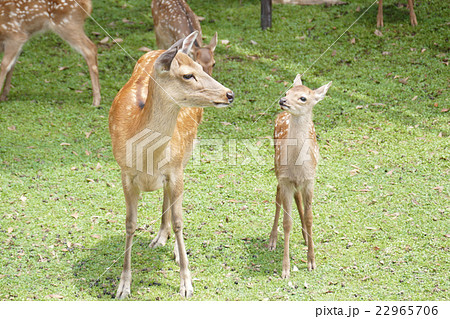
<box><xmin>151</xmin><ymin>0</ymin><xmax>217</xmax><ymax>75</ymax></box>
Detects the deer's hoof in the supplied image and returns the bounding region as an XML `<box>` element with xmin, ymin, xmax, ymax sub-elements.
<box><xmin>179</xmin><ymin>280</ymin><xmax>194</xmax><ymax>298</ymax></box>
<box><xmin>116</xmin><ymin>281</ymin><xmax>131</xmax><ymax>300</ymax></box>
<box><xmin>307</xmin><ymin>260</ymin><xmax>316</xmax><ymax>271</ymax></box>
<box><xmin>281</xmin><ymin>269</ymin><xmax>290</xmax><ymax>279</ymax></box>
<box><xmin>149</xmin><ymin>231</ymin><xmax>170</xmax><ymax>248</ymax></box>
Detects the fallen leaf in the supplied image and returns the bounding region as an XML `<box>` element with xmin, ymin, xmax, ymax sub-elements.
<box><xmin>138</xmin><ymin>47</ymin><xmax>152</xmax><ymax>52</ymax></box>
<box><xmin>374</xmin><ymin>29</ymin><xmax>383</xmax><ymax>37</ymax></box>
<box><xmin>365</xmin><ymin>227</ymin><xmax>377</xmax><ymax>230</ymax></box>
<box><xmin>95</xmin><ymin>163</ymin><xmax>102</xmax><ymax>170</ymax></box>
<box><xmin>71</xmin><ymin>213</ymin><xmax>78</xmax><ymax>219</ymax></box>
<box><xmin>60</xmin><ymin>143</ymin><xmax>71</xmax><ymax>146</ymax></box>
<box><xmin>7</xmin><ymin>227</ymin><xmax>13</xmax><ymax>233</ymax></box>
<box><xmin>47</xmin><ymin>294</ymin><xmax>64</xmax><ymax>299</ymax></box>
<box><xmin>221</xmin><ymin>40</ymin><xmax>230</xmax><ymax>45</ymax></box>
<box><xmin>349</xmin><ymin>169</ymin><xmax>359</xmax><ymax>176</ymax></box>
<box><xmin>20</xmin><ymin>195</ymin><xmax>27</xmax><ymax>202</ymax></box>
<box><xmin>197</xmin><ymin>16</ymin><xmax>205</xmax><ymax>21</ymax></box>
<box><xmin>331</xmin><ymin>50</ymin><xmax>337</xmax><ymax>56</ymax></box>
<box><xmin>250</xmin><ymin>40</ymin><xmax>258</xmax><ymax>45</ymax></box>
<box><xmin>85</xmin><ymin>130</ymin><xmax>94</xmax><ymax>138</ymax></box>
<box><xmin>399</xmin><ymin>77</ymin><xmax>409</xmax><ymax>85</ymax></box>
<box><xmin>433</xmin><ymin>186</ymin><xmax>443</xmax><ymax>193</ymax></box>
<box><xmin>412</xmin><ymin>96</ymin><xmax>418</xmax><ymax>101</ymax></box>
<box><xmin>113</xmin><ymin>38</ymin><xmax>123</xmax><ymax>44</ymax></box>
<box><xmin>58</xmin><ymin>66</ymin><xmax>69</xmax><ymax>71</ymax></box>
<box><xmin>99</xmin><ymin>37</ymin><xmax>109</xmax><ymax>44</ymax></box>
<box><xmin>350</xmin><ymin>38</ymin><xmax>356</xmax><ymax>44</ymax></box>
<box><xmin>386</xmin><ymin>169</ymin><xmax>394</xmax><ymax>176</ymax></box>
<box><xmin>7</xmin><ymin>125</ymin><xmax>16</xmax><ymax>131</ymax></box>
<box><xmin>293</xmin><ymin>265</ymin><xmax>299</xmax><ymax>272</ymax></box>
<box><xmin>441</xmin><ymin>108</ymin><xmax>449</xmax><ymax>113</ymax></box>
<box><xmin>382</xmin><ymin>51</ymin><xmax>390</xmax><ymax>55</ymax></box>
<box><xmin>91</xmin><ymin>234</ymin><xmax>101</xmax><ymax>239</ymax></box>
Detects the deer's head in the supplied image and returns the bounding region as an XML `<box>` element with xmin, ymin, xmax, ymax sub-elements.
<box><xmin>279</xmin><ymin>74</ymin><xmax>331</xmax><ymax>116</ymax></box>
<box><xmin>192</xmin><ymin>32</ymin><xmax>217</xmax><ymax>75</ymax></box>
<box><xmin>154</xmin><ymin>31</ymin><xmax>234</xmax><ymax>109</ymax></box>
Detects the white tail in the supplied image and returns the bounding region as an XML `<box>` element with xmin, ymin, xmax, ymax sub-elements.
<box><xmin>0</xmin><ymin>0</ymin><xmax>101</xmax><ymax>105</ymax></box>
<box><xmin>269</xmin><ymin>74</ymin><xmax>331</xmax><ymax>278</ymax></box>
<box><xmin>109</xmin><ymin>31</ymin><xmax>234</xmax><ymax>299</ymax></box>
<box><xmin>377</xmin><ymin>0</ymin><xmax>417</xmax><ymax>27</ymax></box>
<box><xmin>151</xmin><ymin>0</ymin><xmax>217</xmax><ymax>75</ymax></box>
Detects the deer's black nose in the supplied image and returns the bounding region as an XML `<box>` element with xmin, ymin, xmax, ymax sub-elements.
<box><xmin>226</xmin><ymin>91</ymin><xmax>234</xmax><ymax>103</ymax></box>
<box><xmin>279</xmin><ymin>97</ymin><xmax>287</xmax><ymax>106</ymax></box>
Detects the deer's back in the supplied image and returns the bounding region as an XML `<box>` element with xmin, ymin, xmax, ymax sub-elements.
<box><xmin>0</xmin><ymin>0</ymin><xmax>92</xmax><ymax>37</ymax></box>
<box><xmin>152</xmin><ymin>0</ymin><xmax>203</xmax><ymax>49</ymax></box>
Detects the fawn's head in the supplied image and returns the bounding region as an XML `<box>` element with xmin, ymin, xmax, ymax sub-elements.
<box><xmin>154</xmin><ymin>31</ymin><xmax>234</xmax><ymax>108</ymax></box>
<box><xmin>192</xmin><ymin>32</ymin><xmax>218</xmax><ymax>75</ymax></box>
<box><xmin>279</xmin><ymin>75</ymin><xmax>332</xmax><ymax>116</ymax></box>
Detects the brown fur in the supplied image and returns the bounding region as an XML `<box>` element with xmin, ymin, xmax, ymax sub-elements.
<box><xmin>109</xmin><ymin>34</ymin><xmax>233</xmax><ymax>299</ymax></box>
<box><xmin>0</xmin><ymin>0</ymin><xmax>100</xmax><ymax>105</ymax></box>
<box><xmin>269</xmin><ymin>75</ymin><xmax>331</xmax><ymax>277</ymax></box>
<box><xmin>151</xmin><ymin>0</ymin><xmax>217</xmax><ymax>75</ymax></box>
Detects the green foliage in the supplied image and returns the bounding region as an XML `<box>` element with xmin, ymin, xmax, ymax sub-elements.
<box><xmin>0</xmin><ymin>0</ymin><xmax>448</xmax><ymax>300</ymax></box>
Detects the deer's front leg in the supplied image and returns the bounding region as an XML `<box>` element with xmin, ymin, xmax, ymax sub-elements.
<box><xmin>149</xmin><ymin>187</ymin><xmax>172</xmax><ymax>248</ymax></box>
<box><xmin>168</xmin><ymin>176</ymin><xmax>193</xmax><ymax>298</ymax></box>
<box><xmin>116</xmin><ymin>174</ymin><xmax>140</xmax><ymax>299</ymax></box>
<box><xmin>281</xmin><ymin>185</ymin><xmax>293</xmax><ymax>279</ymax></box>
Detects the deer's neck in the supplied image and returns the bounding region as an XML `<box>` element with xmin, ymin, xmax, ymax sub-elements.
<box><xmin>138</xmin><ymin>78</ymin><xmax>181</xmax><ymax>146</ymax></box>
<box><xmin>287</xmin><ymin>113</ymin><xmax>313</xmax><ymax>140</ymax></box>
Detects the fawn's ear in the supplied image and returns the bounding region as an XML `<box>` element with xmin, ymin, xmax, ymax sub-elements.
<box><xmin>207</xmin><ymin>32</ymin><xmax>218</xmax><ymax>52</ymax></box>
<box><xmin>154</xmin><ymin>46</ymin><xmax>178</xmax><ymax>73</ymax></box>
<box><xmin>293</xmin><ymin>74</ymin><xmax>302</xmax><ymax>86</ymax></box>
<box><xmin>314</xmin><ymin>81</ymin><xmax>332</xmax><ymax>102</ymax></box>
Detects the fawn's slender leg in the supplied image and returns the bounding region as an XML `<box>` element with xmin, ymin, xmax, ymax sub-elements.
<box><xmin>407</xmin><ymin>0</ymin><xmax>417</xmax><ymax>26</ymax></box>
<box><xmin>116</xmin><ymin>173</ymin><xmax>140</xmax><ymax>299</ymax></box>
<box><xmin>168</xmin><ymin>173</ymin><xmax>193</xmax><ymax>297</ymax></box>
<box><xmin>0</xmin><ymin>63</ymin><xmax>16</xmax><ymax>101</ymax></box>
<box><xmin>280</xmin><ymin>184</ymin><xmax>293</xmax><ymax>279</ymax></box>
<box><xmin>268</xmin><ymin>184</ymin><xmax>281</xmax><ymax>250</ymax></box>
<box><xmin>0</xmin><ymin>39</ymin><xmax>25</xmax><ymax>100</ymax></box>
<box><xmin>377</xmin><ymin>0</ymin><xmax>384</xmax><ymax>28</ymax></box>
<box><xmin>53</xmin><ymin>24</ymin><xmax>101</xmax><ymax>106</ymax></box>
<box><xmin>294</xmin><ymin>190</ymin><xmax>308</xmax><ymax>245</ymax></box>
<box><xmin>303</xmin><ymin>184</ymin><xmax>316</xmax><ymax>271</ymax></box>
<box><xmin>149</xmin><ymin>187</ymin><xmax>172</xmax><ymax>248</ymax></box>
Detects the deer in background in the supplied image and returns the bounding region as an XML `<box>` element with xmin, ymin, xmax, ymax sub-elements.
<box><xmin>109</xmin><ymin>31</ymin><xmax>234</xmax><ymax>298</ymax></box>
<box><xmin>269</xmin><ymin>75</ymin><xmax>331</xmax><ymax>278</ymax></box>
<box><xmin>0</xmin><ymin>0</ymin><xmax>101</xmax><ymax>106</ymax></box>
<box><xmin>377</xmin><ymin>0</ymin><xmax>418</xmax><ymax>27</ymax></box>
<box><xmin>151</xmin><ymin>0</ymin><xmax>217</xmax><ymax>75</ymax></box>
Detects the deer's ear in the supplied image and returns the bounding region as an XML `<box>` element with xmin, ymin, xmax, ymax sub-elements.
<box><xmin>314</xmin><ymin>81</ymin><xmax>332</xmax><ymax>101</ymax></box>
<box><xmin>207</xmin><ymin>32</ymin><xmax>218</xmax><ymax>52</ymax></box>
<box><xmin>180</xmin><ymin>31</ymin><xmax>199</xmax><ymax>54</ymax></box>
<box><xmin>293</xmin><ymin>74</ymin><xmax>302</xmax><ymax>86</ymax></box>
<box><xmin>154</xmin><ymin>46</ymin><xmax>178</xmax><ymax>73</ymax></box>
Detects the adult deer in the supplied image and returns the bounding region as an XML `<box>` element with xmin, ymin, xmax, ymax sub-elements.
<box><xmin>109</xmin><ymin>31</ymin><xmax>234</xmax><ymax>299</ymax></box>
<box><xmin>151</xmin><ymin>0</ymin><xmax>217</xmax><ymax>75</ymax></box>
<box><xmin>269</xmin><ymin>75</ymin><xmax>331</xmax><ymax>278</ymax></box>
<box><xmin>377</xmin><ymin>0</ymin><xmax>418</xmax><ymax>27</ymax></box>
<box><xmin>0</xmin><ymin>0</ymin><xmax>100</xmax><ymax>105</ymax></box>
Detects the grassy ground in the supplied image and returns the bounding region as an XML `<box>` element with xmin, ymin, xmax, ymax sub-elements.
<box><xmin>0</xmin><ymin>0</ymin><xmax>448</xmax><ymax>301</ymax></box>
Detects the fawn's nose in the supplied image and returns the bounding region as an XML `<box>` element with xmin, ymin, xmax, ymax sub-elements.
<box><xmin>279</xmin><ymin>97</ymin><xmax>287</xmax><ymax>106</ymax></box>
<box><xmin>226</xmin><ymin>91</ymin><xmax>234</xmax><ymax>103</ymax></box>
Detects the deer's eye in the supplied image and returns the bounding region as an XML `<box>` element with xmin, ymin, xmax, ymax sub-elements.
<box><xmin>300</xmin><ymin>97</ymin><xmax>307</xmax><ymax>102</ymax></box>
<box><xmin>183</xmin><ymin>74</ymin><xmax>194</xmax><ymax>80</ymax></box>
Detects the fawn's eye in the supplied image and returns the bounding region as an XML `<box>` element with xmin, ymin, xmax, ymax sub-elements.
<box><xmin>300</xmin><ymin>97</ymin><xmax>307</xmax><ymax>102</ymax></box>
<box><xmin>183</xmin><ymin>74</ymin><xmax>194</xmax><ymax>80</ymax></box>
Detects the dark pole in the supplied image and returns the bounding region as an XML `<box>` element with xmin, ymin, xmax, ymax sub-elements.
<box><xmin>261</xmin><ymin>0</ymin><xmax>272</xmax><ymax>30</ymax></box>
